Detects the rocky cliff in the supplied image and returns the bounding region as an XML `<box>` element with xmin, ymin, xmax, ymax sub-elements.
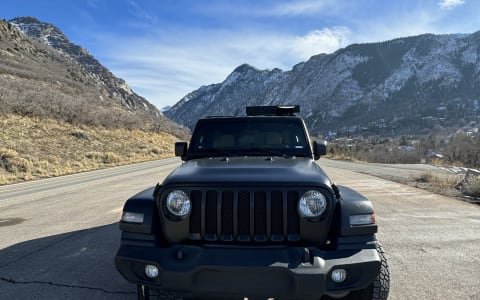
<box><xmin>166</xmin><ymin>32</ymin><xmax>480</xmax><ymax>136</ymax></box>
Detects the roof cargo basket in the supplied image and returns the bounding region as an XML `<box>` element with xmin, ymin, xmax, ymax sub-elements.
<box><xmin>246</xmin><ymin>105</ymin><xmax>300</xmax><ymax>116</ymax></box>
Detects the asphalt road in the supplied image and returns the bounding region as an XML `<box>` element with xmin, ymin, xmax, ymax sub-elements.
<box><xmin>321</xmin><ymin>162</ymin><xmax>480</xmax><ymax>300</ymax></box>
<box><xmin>0</xmin><ymin>158</ymin><xmax>479</xmax><ymax>299</ymax></box>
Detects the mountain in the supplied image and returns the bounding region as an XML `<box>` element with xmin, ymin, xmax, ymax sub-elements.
<box><xmin>166</xmin><ymin>32</ymin><xmax>480</xmax><ymax>136</ymax></box>
<box><xmin>1</xmin><ymin>17</ymin><xmax>186</xmax><ymax>137</ymax></box>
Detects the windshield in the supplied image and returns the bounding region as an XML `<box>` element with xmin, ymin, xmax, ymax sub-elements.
<box><xmin>187</xmin><ymin>118</ymin><xmax>311</xmax><ymax>159</ymax></box>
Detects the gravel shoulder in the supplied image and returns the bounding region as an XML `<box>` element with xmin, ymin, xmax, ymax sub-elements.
<box><xmin>319</xmin><ymin>158</ymin><xmax>467</xmax><ymax>199</ymax></box>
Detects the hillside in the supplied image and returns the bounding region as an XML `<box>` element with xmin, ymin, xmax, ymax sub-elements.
<box><xmin>0</xmin><ymin>17</ymin><xmax>189</xmax><ymax>184</ymax></box>
<box><xmin>0</xmin><ymin>115</ymin><xmax>177</xmax><ymax>185</ymax></box>
<box><xmin>0</xmin><ymin>17</ymin><xmax>187</xmax><ymax>137</ymax></box>
<box><xmin>166</xmin><ymin>32</ymin><xmax>480</xmax><ymax>137</ymax></box>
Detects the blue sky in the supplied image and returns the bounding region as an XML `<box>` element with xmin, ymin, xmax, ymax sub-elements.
<box><xmin>2</xmin><ymin>0</ymin><xmax>479</xmax><ymax>109</ymax></box>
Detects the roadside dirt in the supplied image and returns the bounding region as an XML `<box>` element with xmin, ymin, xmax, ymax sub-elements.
<box><xmin>319</xmin><ymin>159</ymin><xmax>468</xmax><ymax>200</ymax></box>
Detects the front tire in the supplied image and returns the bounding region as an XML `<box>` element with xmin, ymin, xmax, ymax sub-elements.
<box><xmin>348</xmin><ymin>242</ymin><xmax>390</xmax><ymax>300</ymax></box>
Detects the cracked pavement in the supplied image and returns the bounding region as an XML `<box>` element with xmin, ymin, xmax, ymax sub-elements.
<box><xmin>1</xmin><ymin>158</ymin><xmax>479</xmax><ymax>299</ymax></box>
<box><xmin>0</xmin><ymin>159</ymin><xmax>180</xmax><ymax>299</ymax></box>
<box><xmin>0</xmin><ymin>224</ymin><xmax>136</xmax><ymax>299</ymax></box>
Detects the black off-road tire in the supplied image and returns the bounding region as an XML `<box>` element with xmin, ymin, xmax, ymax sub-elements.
<box><xmin>347</xmin><ymin>242</ymin><xmax>390</xmax><ymax>300</ymax></box>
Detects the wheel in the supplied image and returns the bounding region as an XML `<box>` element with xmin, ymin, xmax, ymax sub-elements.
<box><xmin>347</xmin><ymin>242</ymin><xmax>390</xmax><ymax>300</ymax></box>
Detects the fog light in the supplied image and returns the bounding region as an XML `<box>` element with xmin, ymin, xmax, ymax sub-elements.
<box><xmin>145</xmin><ymin>264</ymin><xmax>159</xmax><ymax>279</ymax></box>
<box><xmin>331</xmin><ymin>269</ymin><xmax>347</xmax><ymax>283</ymax></box>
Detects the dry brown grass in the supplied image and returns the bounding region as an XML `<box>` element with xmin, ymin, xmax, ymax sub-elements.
<box><xmin>0</xmin><ymin>114</ymin><xmax>181</xmax><ymax>185</ymax></box>
<box><xmin>411</xmin><ymin>172</ymin><xmax>463</xmax><ymax>198</ymax></box>
<box><xmin>1</xmin><ymin>20</ymin><xmax>189</xmax><ymax>139</ymax></box>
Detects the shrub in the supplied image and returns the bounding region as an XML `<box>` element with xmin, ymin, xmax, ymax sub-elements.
<box><xmin>10</xmin><ymin>157</ymin><xmax>33</xmax><ymax>173</ymax></box>
<box><xmin>459</xmin><ymin>175</ymin><xmax>480</xmax><ymax>198</ymax></box>
<box><xmin>35</xmin><ymin>160</ymin><xmax>50</xmax><ymax>175</ymax></box>
<box><xmin>103</xmin><ymin>152</ymin><xmax>121</xmax><ymax>164</ymax></box>
<box><xmin>71</xmin><ymin>129</ymin><xmax>90</xmax><ymax>140</ymax></box>
<box><xmin>85</xmin><ymin>151</ymin><xmax>103</xmax><ymax>161</ymax></box>
<box><xmin>0</xmin><ymin>147</ymin><xmax>33</xmax><ymax>174</ymax></box>
<box><xmin>0</xmin><ymin>147</ymin><xmax>19</xmax><ymax>160</ymax></box>
<box><xmin>416</xmin><ymin>172</ymin><xmax>435</xmax><ymax>183</ymax></box>
<box><xmin>150</xmin><ymin>147</ymin><xmax>161</xmax><ymax>154</ymax></box>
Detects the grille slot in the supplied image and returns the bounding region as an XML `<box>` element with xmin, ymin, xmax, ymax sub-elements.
<box><xmin>189</xmin><ymin>189</ymin><xmax>300</xmax><ymax>243</ymax></box>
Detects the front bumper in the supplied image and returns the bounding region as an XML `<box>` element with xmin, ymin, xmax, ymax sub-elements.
<box><xmin>115</xmin><ymin>245</ymin><xmax>380</xmax><ymax>299</ymax></box>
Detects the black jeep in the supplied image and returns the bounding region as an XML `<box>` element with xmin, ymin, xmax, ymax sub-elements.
<box><xmin>115</xmin><ymin>106</ymin><xmax>390</xmax><ymax>300</ymax></box>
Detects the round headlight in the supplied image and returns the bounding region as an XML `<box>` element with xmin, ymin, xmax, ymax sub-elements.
<box><xmin>298</xmin><ymin>190</ymin><xmax>327</xmax><ymax>219</ymax></box>
<box><xmin>166</xmin><ymin>190</ymin><xmax>191</xmax><ymax>218</ymax></box>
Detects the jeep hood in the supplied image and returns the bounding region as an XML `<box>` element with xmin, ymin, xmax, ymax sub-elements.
<box><xmin>162</xmin><ymin>157</ymin><xmax>332</xmax><ymax>187</ymax></box>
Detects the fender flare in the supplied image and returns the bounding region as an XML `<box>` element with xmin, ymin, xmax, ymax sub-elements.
<box><xmin>336</xmin><ymin>185</ymin><xmax>377</xmax><ymax>236</ymax></box>
<box><xmin>119</xmin><ymin>185</ymin><xmax>160</xmax><ymax>233</ymax></box>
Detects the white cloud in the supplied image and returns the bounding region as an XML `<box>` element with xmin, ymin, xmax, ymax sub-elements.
<box><xmin>103</xmin><ymin>43</ymin><xmax>234</xmax><ymax>108</ymax></box>
<box><xmin>438</xmin><ymin>0</ymin><xmax>465</xmax><ymax>10</ymax></box>
<box><xmin>96</xmin><ymin>27</ymin><xmax>350</xmax><ymax>108</ymax></box>
<box><xmin>126</xmin><ymin>0</ymin><xmax>157</xmax><ymax>23</ymax></box>
<box><xmin>88</xmin><ymin>1</ymin><xmax>476</xmax><ymax>110</ymax></box>
<box><xmin>269</xmin><ymin>0</ymin><xmax>336</xmax><ymax>16</ymax></box>
<box><xmin>291</xmin><ymin>27</ymin><xmax>350</xmax><ymax>58</ymax></box>
<box><xmin>345</xmin><ymin>7</ymin><xmax>441</xmax><ymax>44</ymax></box>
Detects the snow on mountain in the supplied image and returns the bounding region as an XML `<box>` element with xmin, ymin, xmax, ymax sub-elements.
<box><xmin>9</xmin><ymin>16</ymin><xmax>162</xmax><ymax>118</ymax></box>
<box><xmin>166</xmin><ymin>31</ymin><xmax>480</xmax><ymax>136</ymax></box>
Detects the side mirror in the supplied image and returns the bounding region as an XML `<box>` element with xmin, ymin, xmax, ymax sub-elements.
<box><xmin>313</xmin><ymin>140</ymin><xmax>327</xmax><ymax>160</ymax></box>
<box><xmin>175</xmin><ymin>142</ymin><xmax>188</xmax><ymax>161</ymax></box>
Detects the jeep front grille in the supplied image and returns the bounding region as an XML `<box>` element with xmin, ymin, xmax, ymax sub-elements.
<box><xmin>188</xmin><ymin>189</ymin><xmax>300</xmax><ymax>243</ymax></box>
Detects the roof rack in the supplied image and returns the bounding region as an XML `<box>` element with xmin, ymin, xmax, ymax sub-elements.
<box><xmin>246</xmin><ymin>105</ymin><xmax>300</xmax><ymax>116</ymax></box>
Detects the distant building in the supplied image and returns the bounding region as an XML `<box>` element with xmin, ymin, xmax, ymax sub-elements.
<box><xmin>398</xmin><ymin>146</ymin><xmax>415</xmax><ymax>151</ymax></box>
